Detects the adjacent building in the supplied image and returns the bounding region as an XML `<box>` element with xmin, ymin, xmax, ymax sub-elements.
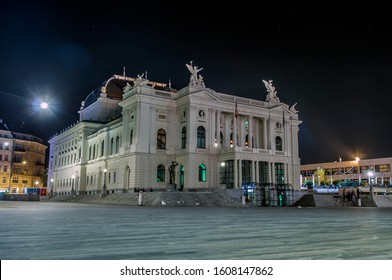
<box><xmin>47</xmin><ymin>63</ymin><xmax>302</xmax><ymax>196</ymax></box>
<box><xmin>300</xmin><ymin>157</ymin><xmax>392</xmax><ymax>186</ymax></box>
<box><xmin>0</xmin><ymin>119</ymin><xmax>47</xmax><ymax>193</ymax></box>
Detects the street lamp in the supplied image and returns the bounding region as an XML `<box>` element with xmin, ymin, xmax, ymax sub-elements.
<box><xmin>71</xmin><ymin>174</ymin><xmax>75</xmax><ymax>196</ymax></box>
<box><xmin>102</xmin><ymin>168</ymin><xmax>107</xmax><ymax>197</ymax></box>
<box><xmin>50</xmin><ymin>178</ymin><xmax>54</xmax><ymax>197</ymax></box>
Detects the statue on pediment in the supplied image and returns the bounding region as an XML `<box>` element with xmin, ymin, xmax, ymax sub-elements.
<box><xmin>123</xmin><ymin>82</ymin><xmax>133</xmax><ymax>93</ymax></box>
<box><xmin>263</xmin><ymin>79</ymin><xmax>280</xmax><ymax>102</ymax></box>
<box><xmin>133</xmin><ymin>73</ymin><xmax>149</xmax><ymax>87</ymax></box>
<box><xmin>290</xmin><ymin>102</ymin><xmax>298</xmax><ymax>113</ymax></box>
<box><xmin>186</xmin><ymin>61</ymin><xmax>205</xmax><ymax>87</ymax></box>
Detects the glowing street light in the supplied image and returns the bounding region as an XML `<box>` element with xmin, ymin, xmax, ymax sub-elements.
<box><xmin>50</xmin><ymin>178</ymin><xmax>54</xmax><ymax>197</ymax></box>
<box><xmin>101</xmin><ymin>168</ymin><xmax>108</xmax><ymax>198</ymax></box>
<box><xmin>40</xmin><ymin>102</ymin><xmax>49</xmax><ymax>109</ymax></box>
<box><xmin>71</xmin><ymin>174</ymin><xmax>75</xmax><ymax>195</ymax></box>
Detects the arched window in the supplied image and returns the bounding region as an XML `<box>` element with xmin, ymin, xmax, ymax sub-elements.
<box><xmin>110</xmin><ymin>137</ymin><xmax>114</xmax><ymax>155</ymax></box>
<box><xmin>116</xmin><ymin>135</ymin><xmax>120</xmax><ymax>153</ymax></box>
<box><xmin>101</xmin><ymin>140</ymin><xmax>104</xmax><ymax>157</ymax></box>
<box><xmin>157</xmin><ymin>164</ymin><xmax>165</xmax><ymax>182</ymax></box>
<box><xmin>130</xmin><ymin>129</ymin><xmax>133</xmax><ymax>145</ymax></box>
<box><xmin>181</xmin><ymin>126</ymin><xmax>187</xmax><ymax>149</ymax></box>
<box><xmin>157</xmin><ymin>129</ymin><xmax>166</xmax><ymax>149</ymax></box>
<box><xmin>220</xmin><ymin>131</ymin><xmax>223</xmax><ymax>145</ymax></box>
<box><xmin>275</xmin><ymin>136</ymin><xmax>282</xmax><ymax>151</ymax></box>
<box><xmin>245</xmin><ymin>135</ymin><xmax>249</xmax><ymax>147</ymax></box>
<box><xmin>199</xmin><ymin>164</ymin><xmax>206</xmax><ymax>182</ymax></box>
<box><xmin>197</xmin><ymin>126</ymin><xmax>205</xmax><ymax>149</ymax></box>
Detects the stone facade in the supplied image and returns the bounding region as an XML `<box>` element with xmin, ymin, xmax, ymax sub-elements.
<box><xmin>48</xmin><ymin>64</ymin><xmax>302</xmax><ymax>196</ymax></box>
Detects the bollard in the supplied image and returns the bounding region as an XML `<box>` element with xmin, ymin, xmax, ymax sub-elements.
<box><xmin>242</xmin><ymin>195</ymin><xmax>246</xmax><ymax>205</ymax></box>
<box><xmin>138</xmin><ymin>191</ymin><xmax>143</xmax><ymax>206</ymax></box>
<box><xmin>357</xmin><ymin>198</ymin><xmax>361</xmax><ymax>207</ymax></box>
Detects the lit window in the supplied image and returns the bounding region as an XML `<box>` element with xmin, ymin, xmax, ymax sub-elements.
<box><xmin>199</xmin><ymin>164</ymin><xmax>206</xmax><ymax>182</ymax></box>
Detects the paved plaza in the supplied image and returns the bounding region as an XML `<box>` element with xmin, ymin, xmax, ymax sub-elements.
<box><xmin>1</xmin><ymin>201</ymin><xmax>392</xmax><ymax>259</ymax></box>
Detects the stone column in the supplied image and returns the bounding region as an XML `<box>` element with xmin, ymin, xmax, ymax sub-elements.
<box><xmin>211</xmin><ymin>108</ymin><xmax>216</xmax><ymax>148</ymax></box>
<box><xmin>234</xmin><ymin>158</ymin><xmax>238</xmax><ymax>188</ymax></box>
<box><xmin>233</xmin><ymin>113</ymin><xmax>237</xmax><ymax>147</ymax></box>
<box><xmin>238</xmin><ymin>159</ymin><xmax>242</xmax><ymax>187</ymax></box>
<box><xmin>252</xmin><ymin>160</ymin><xmax>256</xmax><ymax>182</ymax></box>
<box><xmin>263</xmin><ymin>118</ymin><xmax>268</xmax><ymax>149</ymax></box>
<box><xmin>248</xmin><ymin>115</ymin><xmax>253</xmax><ymax>148</ymax></box>
<box><xmin>216</xmin><ymin>110</ymin><xmax>221</xmax><ymax>147</ymax></box>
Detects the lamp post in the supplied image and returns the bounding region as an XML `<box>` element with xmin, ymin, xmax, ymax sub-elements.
<box><xmin>71</xmin><ymin>174</ymin><xmax>75</xmax><ymax>196</ymax></box>
<box><xmin>50</xmin><ymin>178</ymin><xmax>54</xmax><ymax>197</ymax></box>
<box><xmin>101</xmin><ymin>168</ymin><xmax>107</xmax><ymax>198</ymax></box>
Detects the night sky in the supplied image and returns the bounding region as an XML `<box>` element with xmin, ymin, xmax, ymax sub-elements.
<box><xmin>1</xmin><ymin>1</ymin><xmax>391</xmax><ymax>164</ymax></box>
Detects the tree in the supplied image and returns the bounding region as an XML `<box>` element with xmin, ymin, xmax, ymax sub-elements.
<box><xmin>315</xmin><ymin>167</ymin><xmax>325</xmax><ymax>185</ymax></box>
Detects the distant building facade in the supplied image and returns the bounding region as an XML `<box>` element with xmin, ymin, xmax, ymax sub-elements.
<box><xmin>47</xmin><ymin>63</ymin><xmax>302</xmax><ymax>196</ymax></box>
<box><xmin>300</xmin><ymin>157</ymin><xmax>392</xmax><ymax>186</ymax></box>
<box><xmin>0</xmin><ymin>119</ymin><xmax>47</xmax><ymax>193</ymax></box>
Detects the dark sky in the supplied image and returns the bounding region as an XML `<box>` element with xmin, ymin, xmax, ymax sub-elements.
<box><xmin>1</xmin><ymin>1</ymin><xmax>391</xmax><ymax>164</ymax></box>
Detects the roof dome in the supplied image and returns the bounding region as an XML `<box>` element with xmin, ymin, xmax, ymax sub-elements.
<box><xmin>82</xmin><ymin>75</ymin><xmax>129</xmax><ymax>108</ymax></box>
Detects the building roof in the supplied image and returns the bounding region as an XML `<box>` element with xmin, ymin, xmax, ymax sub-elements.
<box><xmin>82</xmin><ymin>75</ymin><xmax>172</xmax><ymax>108</ymax></box>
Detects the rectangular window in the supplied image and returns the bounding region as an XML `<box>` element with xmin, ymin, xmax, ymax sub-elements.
<box><xmin>275</xmin><ymin>162</ymin><xmax>285</xmax><ymax>184</ymax></box>
<box><xmin>375</xmin><ymin>164</ymin><xmax>390</xmax><ymax>172</ymax></box>
<box><xmin>2</xmin><ymin>177</ymin><xmax>6</xmax><ymax>183</ymax></box>
<box><xmin>3</xmin><ymin>166</ymin><xmax>7</xmax><ymax>172</ymax></box>
<box><xmin>241</xmin><ymin>160</ymin><xmax>252</xmax><ymax>184</ymax></box>
<box><xmin>360</xmin><ymin>165</ymin><xmax>374</xmax><ymax>173</ymax></box>
<box><xmin>307</xmin><ymin>169</ymin><xmax>316</xmax><ymax>176</ymax></box>
<box><xmin>220</xmin><ymin>160</ymin><xmax>234</xmax><ymax>187</ymax></box>
<box><xmin>12</xmin><ymin>177</ymin><xmax>19</xmax><ymax>184</ymax></box>
<box><xmin>332</xmin><ymin>168</ymin><xmax>343</xmax><ymax>175</ymax></box>
<box><xmin>0</xmin><ymin>155</ymin><xmax>2</xmax><ymax>161</ymax></box>
<box><xmin>113</xmin><ymin>172</ymin><xmax>116</xmax><ymax>183</ymax></box>
<box><xmin>259</xmin><ymin>162</ymin><xmax>269</xmax><ymax>183</ymax></box>
<box><xmin>4</xmin><ymin>155</ymin><xmax>8</xmax><ymax>161</ymax></box>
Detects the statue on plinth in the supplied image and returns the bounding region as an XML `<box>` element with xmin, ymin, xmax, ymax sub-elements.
<box><xmin>186</xmin><ymin>61</ymin><xmax>205</xmax><ymax>87</ymax></box>
<box><xmin>263</xmin><ymin>79</ymin><xmax>280</xmax><ymax>102</ymax></box>
<box><xmin>168</xmin><ymin>161</ymin><xmax>179</xmax><ymax>184</ymax></box>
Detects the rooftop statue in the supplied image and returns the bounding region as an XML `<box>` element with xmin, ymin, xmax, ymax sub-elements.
<box><xmin>133</xmin><ymin>73</ymin><xmax>149</xmax><ymax>87</ymax></box>
<box><xmin>123</xmin><ymin>82</ymin><xmax>133</xmax><ymax>93</ymax></box>
<box><xmin>186</xmin><ymin>61</ymin><xmax>205</xmax><ymax>87</ymax></box>
<box><xmin>290</xmin><ymin>102</ymin><xmax>298</xmax><ymax>113</ymax></box>
<box><xmin>262</xmin><ymin>79</ymin><xmax>280</xmax><ymax>102</ymax></box>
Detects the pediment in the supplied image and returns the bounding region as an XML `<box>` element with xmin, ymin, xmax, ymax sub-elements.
<box><xmin>189</xmin><ymin>89</ymin><xmax>219</xmax><ymax>101</ymax></box>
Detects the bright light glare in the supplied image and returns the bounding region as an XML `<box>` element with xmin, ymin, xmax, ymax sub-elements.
<box><xmin>40</xmin><ymin>102</ymin><xmax>48</xmax><ymax>109</ymax></box>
